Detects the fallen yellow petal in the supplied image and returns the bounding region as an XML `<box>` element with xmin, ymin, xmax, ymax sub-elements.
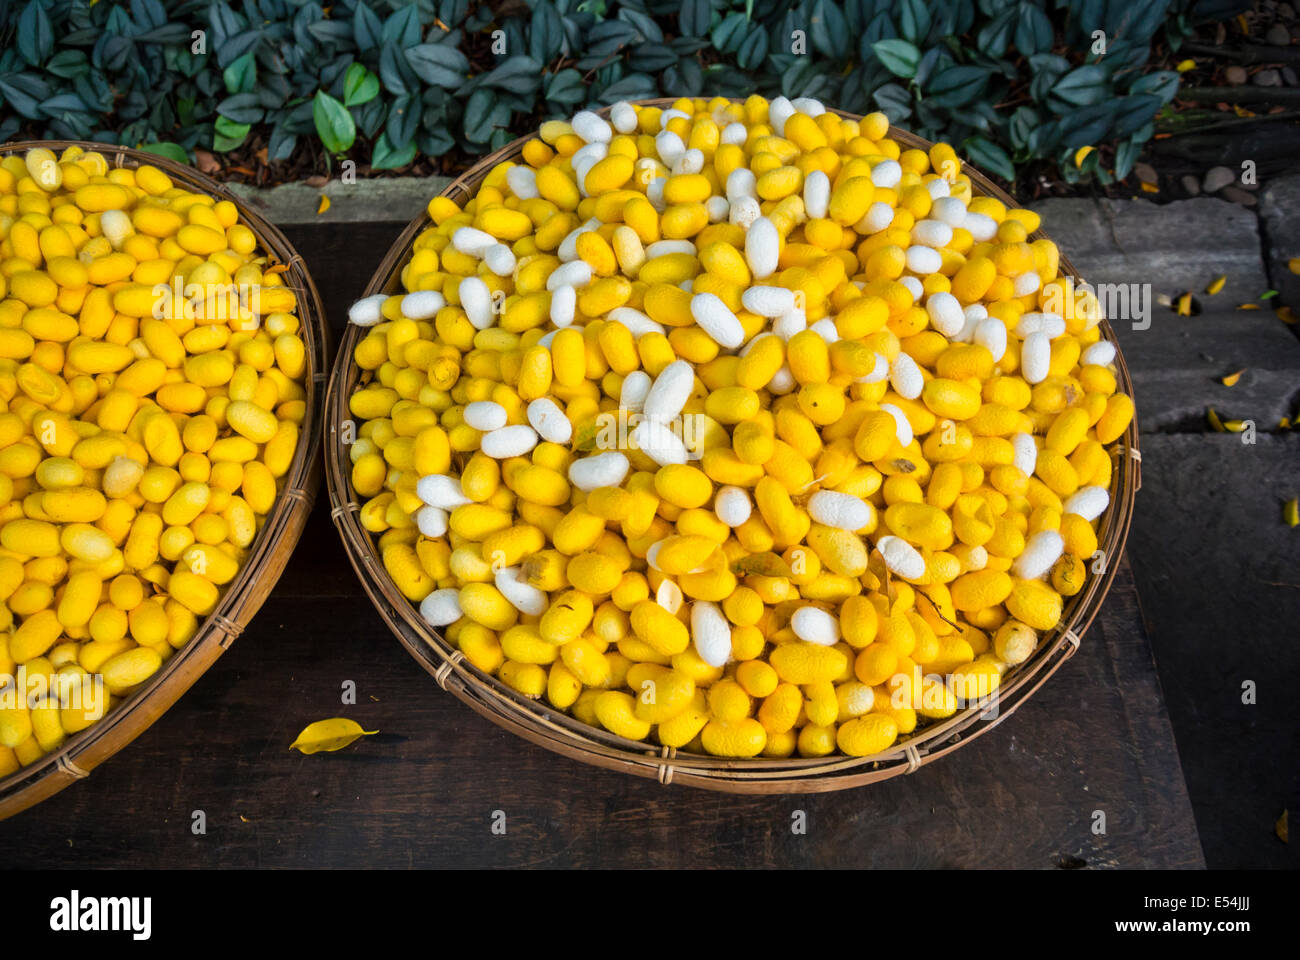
<box><xmin>1207</xmin><ymin>407</ymin><xmax>1225</xmax><ymax>432</ymax></box>
<box><xmin>290</xmin><ymin>717</ymin><xmax>377</xmax><ymax>754</ymax></box>
<box><xmin>1176</xmin><ymin>59</ymin><xmax>1196</xmax><ymax>72</ymax></box>
<box><xmin>1238</xmin><ymin>303</ymin><xmax>1261</xmax><ymax>310</ymax></box>
<box><xmin>317</xmin><ymin>194</ymin><xmax>331</xmax><ymax>215</ymax></box>
<box><xmin>1285</xmin><ymin>499</ymin><xmax>1299</xmax><ymax>528</ymax></box>
<box><xmin>1278</xmin><ymin>809</ymin><xmax>1290</xmax><ymax>843</ymax></box>
<box><xmin>1281</xmin><ymin>417</ymin><xmax>1292</xmax><ymax>430</ymax></box>
<box><xmin>1140</xmin><ymin>181</ymin><xmax>1159</xmax><ymax>193</ymax></box>
<box><xmin>1220</xmin><ymin>369</ymin><xmax>1245</xmax><ymax>387</ymax></box>
<box><xmin>1074</xmin><ymin>146</ymin><xmax>1094</xmax><ymax>168</ymax></box>
<box><xmin>1289</xmin><ymin>257</ymin><xmax>1300</xmax><ymax>275</ymax></box>
<box><xmin>1205</xmin><ymin>275</ymin><xmax>1226</xmax><ymax>295</ymax></box>
<box><xmin>1232</xmin><ymin>105</ymin><xmax>1255</xmax><ymax>118</ymax></box>
<box><xmin>1223</xmin><ymin>418</ymin><xmax>1246</xmax><ymax>432</ymax></box>
<box><xmin>1177</xmin><ymin>292</ymin><xmax>1192</xmax><ymax>315</ymax></box>
<box><xmin>1280</xmin><ymin>306</ymin><xmax>1297</xmax><ymax>324</ymax></box>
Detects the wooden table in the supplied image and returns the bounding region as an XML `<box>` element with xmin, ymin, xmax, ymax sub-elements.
<box><xmin>0</xmin><ymin>222</ymin><xmax>1206</xmax><ymax>869</ymax></box>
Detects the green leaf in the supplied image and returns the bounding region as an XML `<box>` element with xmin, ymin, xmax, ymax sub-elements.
<box><xmin>213</xmin><ymin>116</ymin><xmax>251</xmax><ymax>152</ymax></box>
<box><xmin>897</xmin><ymin>0</ymin><xmax>931</xmax><ymax>45</ymax></box>
<box><xmin>344</xmin><ymin>63</ymin><xmax>380</xmax><ymax>107</ymax></box>
<box><xmin>872</xmin><ymin>82</ymin><xmax>913</xmax><ymax>121</ymax></box>
<box><xmin>419</xmin><ymin>127</ymin><xmax>456</xmax><ymax>158</ymax></box>
<box><xmin>139</xmin><ymin>142</ymin><xmax>189</xmax><ymax>165</ymax></box>
<box><xmin>737</xmin><ymin>26</ymin><xmax>768</xmax><ymax>70</ymax></box>
<box><xmin>354</xmin><ymin>2</ymin><xmax>383</xmax><ymax>51</ymax></box>
<box><xmin>925</xmin><ymin>65</ymin><xmax>990</xmax><ymax>108</ymax></box>
<box><xmin>976</xmin><ymin>7</ymin><xmax>1016</xmax><ymax>57</ymax></box>
<box><xmin>313</xmin><ymin>90</ymin><xmax>357</xmax><ymax>154</ymax></box>
<box><xmin>405</xmin><ymin>44</ymin><xmax>470</xmax><ymax>89</ymax></box>
<box><xmin>463</xmin><ymin>88</ymin><xmax>504</xmax><ymax>143</ymax></box>
<box><xmin>477</xmin><ymin>56</ymin><xmax>543</xmax><ymax>95</ymax></box>
<box><xmin>381</xmin><ymin>4</ymin><xmax>422</xmax><ymax>48</ymax></box>
<box><xmin>712</xmin><ymin>12</ymin><xmax>749</xmax><ymax>54</ymax></box>
<box><xmin>1050</xmin><ymin>65</ymin><xmax>1111</xmax><ymax>109</ymax></box>
<box><xmin>217</xmin><ymin>93</ymin><xmax>264</xmax><ymax>125</ymax></box>
<box><xmin>810</xmin><ymin>0</ymin><xmax>849</xmax><ymax>59</ymax></box>
<box><xmin>223</xmin><ymin>52</ymin><xmax>257</xmax><ymax>95</ymax></box>
<box><xmin>371</xmin><ymin>133</ymin><xmax>416</xmax><ymax>170</ymax></box>
<box><xmin>545</xmin><ymin>69</ymin><xmax>586</xmax><ymax>105</ymax></box>
<box><xmin>386</xmin><ymin>94</ymin><xmax>421</xmax><ymax>149</ymax></box>
<box><xmin>680</xmin><ymin>0</ymin><xmax>713</xmax><ymax>37</ymax></box>
<box><xmin>46</xmin><ymin>50</ymin><xmax>89</xmax><ymax>80</ymax></box>
<box><xmin>629</xmin><ymin>44</ymin><xmax>679</xmax><ymax>72</ymax></box>
<box><xmin>267</xmin><ymin>124</ymin><xmax>297</xmax><ymax>163</ymax></box>
<box><xmin>1008</xmin><ymin>106</ymin><xmax>1038</xmax><ymax>152</ymax></box>
<box><xmin>1013</xmin><ymin>2</ymin><xmax>1053</xmax><ymax>56</ymax></box>
<box><xmin>1130</xmin><ymin>70</ymin><xmax>1180</xmax><ymax>104</ymax></box>
<box><xmin>17</xmin><ymin>1</ymin><xmax>54</xmax><ymax>68</ymax></box>
<box><xmin>531</xmin><ymin>1</ymin><xmax>565</xmax><ymax>63</ymax></box>
<box><xmin>962</xmin><ymin>136</ymin><xmax>1015</xmax><ymax>181</ymax></box>
<box><xmin>872</xmin><ymin>39</ymin><xmax>922</xmax><ymax>79</ymax></box>
<box><xmin>1114</xmin><ymin>138</ymin><xmax>1139</xmax><ymax>181</ymax></box>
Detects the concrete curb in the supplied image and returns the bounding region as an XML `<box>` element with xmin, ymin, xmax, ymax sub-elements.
<box><xmin>225</xmin><ymin>176</ymin><xmax>453</xmax><ymax>226</ymax></box>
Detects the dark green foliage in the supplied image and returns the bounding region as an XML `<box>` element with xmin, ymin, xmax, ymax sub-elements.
<box><xmin>0</xmin><ymin>0</ymin><xmax>1249</xmax><ymax>180</ymax></box>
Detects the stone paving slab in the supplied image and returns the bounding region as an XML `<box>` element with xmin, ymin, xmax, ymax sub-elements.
<box><xmin>227</xmin><ymin>175</ymin><xmax>451</xmax><ymax>226</ymax></box>
<box><xmin>1258</xmin><ymin>173</ymin><xmax>1300</xmax><ymax>309</ymax></box>
<box><xmin>1125</xmin><ymin>433</ymin><xmax>1299</xmax><ymax>868</ymax></box>
<box><xmin>1032</xmin><ymin>197</ymin><xmax>1300</xmax><ymax>431</ymax></box>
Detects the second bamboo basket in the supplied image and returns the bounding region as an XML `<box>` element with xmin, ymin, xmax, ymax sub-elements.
<box><xmin>326</xmin><ymin>101</ymin><xmax>1141</xmax><ymax>793</ymax></box>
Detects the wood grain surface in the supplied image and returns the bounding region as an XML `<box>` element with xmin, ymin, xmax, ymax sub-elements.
<box><xmin>0</xmin><ymin>222</ymin><xmax>1204</xmax><ymax>869</ymax></box>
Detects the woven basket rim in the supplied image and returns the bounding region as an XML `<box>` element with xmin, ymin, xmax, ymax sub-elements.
<box><xmin>324</xmin><ymin>99</ymin><xmax>1140</xmax><ymax>793</ymax></box>
<box><xmin>0</xmin><ymin>139</ymin><xmax>331</xmax><ymax>819</ymax></box>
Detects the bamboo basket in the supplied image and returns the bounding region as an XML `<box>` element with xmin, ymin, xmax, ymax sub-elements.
<box><xmin>326</xmin><ymin>101</ymin><xmax>1141</xmax><ymax>793</ymax></box>
<box><xmin>0</xmin><ymin>141</ymin><xmax>329</xmax><ymax>819</ymax></box>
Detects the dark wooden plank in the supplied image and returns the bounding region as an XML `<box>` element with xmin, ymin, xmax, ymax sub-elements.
<box><xmin>0</xmin><ymin>514</ymin><xmax>1202</xmax><ymax>869</ymax></box>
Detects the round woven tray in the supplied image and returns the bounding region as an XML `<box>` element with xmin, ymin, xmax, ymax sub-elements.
<box><xmin>325</xmin><ymin>100</ymin><xmax>1141</xmax><ymax>793</ymax></box>
<box><xmin>0</xmin><ymin>140</ymin><xmax>330</xmax><ymax>819</ymax></box>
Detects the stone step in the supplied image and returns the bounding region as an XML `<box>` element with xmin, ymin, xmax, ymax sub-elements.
<box><xmin>1124</xmin><ymin>432</ymin><xmax>1299</xmax><ymax>869</ymax></box>
<box><xmin>1258</xmin><ymin>173</ymin><xmax>1300</xmax><ymax>308</ymax></box>
<box><xmin>1032</xmin><ymin>198</ymin><xmax>1300</xmax><ymax>431</ymax></box>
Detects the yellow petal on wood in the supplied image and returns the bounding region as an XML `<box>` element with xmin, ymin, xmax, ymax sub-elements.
<box><xmin>1074</xmin><ymin>146</ymin><xmax>1094</xmax><ymax>168</ymax></box>
<box><xmin>1281</xmin><ymin>417</ymin><xmax>1292</xmax><ymax>429</ymax></box>
<box><xmin>1177</xmin><ymin>292</ymin><xmax>1192</xmax><ymax>315</ymax></box>
<box><xmin>290</xmin><ymin>718</ymin><xmax>377</xmax><ymax>754</ymax></box>
<box><xmin>1207</xmin><ymin>407</ymin><xmax>1226</xmax><ymax>432</ymax></box>
<box><xmin>1176</xmin><ymin>59</ymin><xmax>1196</xmax><ymax>72</ymax></box>
<box><xmin>1289</xmin><ymin>257</ymin><xmax>1300</xmax><ymax>275</ymax></box>
<box><xmin>1140</xmin><ymin>181</ymin><xmax>1159</xmax><ymax>193</ymax></box>
<box><xmin>1279</xmin><ymin>306</ymin><xmax>1297</xmax><ymax>325</ymax></box>
<box><xmin>1237</xmin><ymin>303</ymin><xmax>1260</xmax><ymax>310</ymax></box>
<box><xmin>317</xmin><ymin>194</ymin><xmax>331</xmax><ymax>215</ymax></box>
<box><xmin>1223</xmin><ymin>419</ymin><xmax>1246</xmax><ymax>432</ymax></box>
<box><xmin>1220</xmin><ymin>369</ymin><xmax>1245</xmax><ymax>386</ymax></box>
<box><xmin>1278</xmin><ymin>810</ymin><xmax>1289</xmax><ymax>843</ymax></box>
<box><xmin>1232</xmin><ymin>105</ymin><xmax>1255</xmax><ymax>118</ymax></box>
<box><xmin>1205</xmin><ymin>275</ymin><xmax>1226</xmax><ymax>295</ymax></box>
<box><xmin>1285</xmin><ymin>499</ymin><xmax>1299</xmax><ymax>528</ymax></box>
